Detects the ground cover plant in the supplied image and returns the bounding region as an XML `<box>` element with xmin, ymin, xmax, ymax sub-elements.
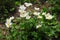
<box><xmin>0</xmin><ymin>0</ymin><xmax>60</xmax><ymax>40</ymax></box>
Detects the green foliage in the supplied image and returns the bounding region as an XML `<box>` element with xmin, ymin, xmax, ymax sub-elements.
<box><xmin>0</xmin><ymin>0</ymin><xmax>38</xmax><ymax>23</ymax></box>
<box><xmin>48</xmin><ymin>0</ymin><xmax>60</xmax><ymax>13</ymax></box>
<box><xmin>0</xmin><ymin>0</ymin><xmax>16</xmax><ymax>23</ymax></box>
<box><xmin>0</xmin><ymin>0</ymin><xmax>60</xmax><ymax>40</ymax></box>
<box><xmin>2</xmin><ymin>11</ymin><xmax>60</xmax><ymax>40</ymax></box>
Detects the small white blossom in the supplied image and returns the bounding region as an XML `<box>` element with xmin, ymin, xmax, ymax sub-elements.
<box><xmin>5</xmin><ymin>16</ymin><xmax>14</xmax><ymax>28</ymax></box>
<box><xmin>18</xmin><ymin>9</ymin><xmax>21</xmax><ymax>12</ymax></box>
<box><xmin>45</xmin><ymin>13</ymin><xmax>54</xmax><ymax>20</ymax></box>
<box><xmin>36</xmin><ymin>24</ymin><xmax>42</xmax><ymax>28</ymax></box>
<box><xmin>10</xmin><ymin>16</ymin><xmax>14</xmax><ymax>20</ymax></box>
<box><xmin>20</xmin><ymin>11</ymin><xmax>29</xmax><ymax>17</ymax></box>
<box><xmin>19</xmin><ymin>10</ymin><xmax>26</xmax><ymax>13</ymax></box>
<box><xmin>5</xmin><ymin>19</ymin><xmax>12</xmax><ymax>28</ymax></box>
<box><xmin>24</xmin><ymin>2</ymin><xmax>32</xmax><ymax>7</ymax></box>
<box><xmin>34</xmin><ymin>7</ymin><xmax>39</xmax><ymax>11</ymax></box>
<box><xmin>26</xmin><ymin>15</ymin><xmax>31</xmax><ymax>19</ymax></box>
<box><xmin>42</xmin><ymin>12</ymin><xmax>46</xmax><ymax>15</ymax></box>
<box><xmin>19</xmin><ymin>5</ymin><xmax>26</xmax><ymax>10</ymax></box>
<box><xmin>37</xmin><ymin>16</ymin><xmax>42</xmax><ymax>18</ymax></box>
<box><xmin>33</xmin><ymin>12</ymin><xmax>40</xmax><ymax>16</ymax></box>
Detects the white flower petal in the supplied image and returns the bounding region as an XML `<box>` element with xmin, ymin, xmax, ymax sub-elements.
<box><xmin>19</xmin><ymin>10</ymin><xmax>26</xmax><ymax>13</ymax></box>
<box><xmin>19</xmin><ymin>5</ymin><xmax>26</xmax><ymax>10</ymax></box>
<box><xmin>5</xmin><ymin>17</ymin><xmax>13</xmax><ymax>28</ymax></box>
<box><xmin>37</xmin><ymin>16</ymin><xmax>42</xmax><ymax>18</ymax></box>
<box><xmin>5</xmin><ymin>22</ymin><xmax>12</xmax><ymax>28</ymax></box>
<box><xmin>24</xmin><ymin>2</ymin><xmax>32</xmax><ymax>7</ymax></box>
<box><xmin>42</xmin><ymin>12</ymin><xmax>46</xmax><ymax>15</ymax></box>
<box><xmin>33</xmin><ymin>12</ymin><xmax>40</xmax><ymax>16</ymax></box>
<box><xmin>45</xmin><ymin>13</ymin><xmax>54</xmax><ymax>20</ymax></box>
<box><xmin>20</xmin><ymin>12</ymin><xmax>29</xmax><ymax>17</ymax></box>
<box><xmin>36</xmin><ymin>24</ymin><xmax>42</xmax><ymax>28</ymax></box>
<box><xmin>6</xmin><ymin>19</ymin><xmax>11</xmax><ymax>23</ymax></box>
<box><xmin>10</xmin><ymin>16</ymin><xmax>14</xmax><ymax>20</ymax></box>
<box><xmin>26</xmin><ymin>15</ymin><xmax>31</xmax><ymax>19</ymax></box>
<box><xmin>34</xmin><ymin>7</ymin><xmax>39</xmax><ymax>11</ymax></box>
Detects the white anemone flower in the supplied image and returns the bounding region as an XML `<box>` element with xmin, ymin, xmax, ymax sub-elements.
<box><xmin>19</xmin><ymin>9</ymin><xmax>26</xmax><ymax>13</ymax></box>
<box><xmin>5</xmin><ymin>16</ymin><xmax>14</xmax><ymax>28</ymax></box>
<box><xmin>20</xmin><ymin>11</ymin><xmax>29</xmax><ymax>17</ymax></box>
<box><xmin>24</xmin><ymin>2</ymin><xmax>32</xmax><ymax>7</ymax></box>
<box><xmin>33</xmin><ymin>12</ymin><xmax>40</xmax><ymax>16</ymax></box>
<box><xmin>34</xmin><ymin>7</ymin><xmax>39</xmax><ymax>11</ymax></box>
<box><xmin>10</xmin><ymin>16</ymin><xmax>14</xmax><ymax>20</ymax></box>
<box><xmin>26</xmin><ymin>15</ymin><xmax>31</xmax><ymax>19</ymax></box>
<box><xmin>37</xmin><ymin>16</ymin><xmax>42</xmax><ymax>18</ymax></box>
<box><xmin>19</xmin><ymin>5</ymin><xmax>26</xmax><ymax>10</ymax></box>
<box><xmin>45</xmin><ymin>13</ymin><xmax>54</xmax><ymax>20</ymax></box>
<box><xmin>36</xmin><ymin>24</ymin><xmax>42</xmax><ymax>28</ymax></box>
<box><xmin>5</xmin><ymin>19</ymin><xmax>12</xmax><ymax>28</ymax></box>
<box><xmin>42</xmin><ymin>12</ymin><xmax>46</xmax><ymax>15</ymax></box>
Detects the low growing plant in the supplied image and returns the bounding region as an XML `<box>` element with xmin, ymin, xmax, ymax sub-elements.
<box><xmin>2</xmin><ymin>2</ymin><xmax>60</xmax><ymax>40</ymax></box>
